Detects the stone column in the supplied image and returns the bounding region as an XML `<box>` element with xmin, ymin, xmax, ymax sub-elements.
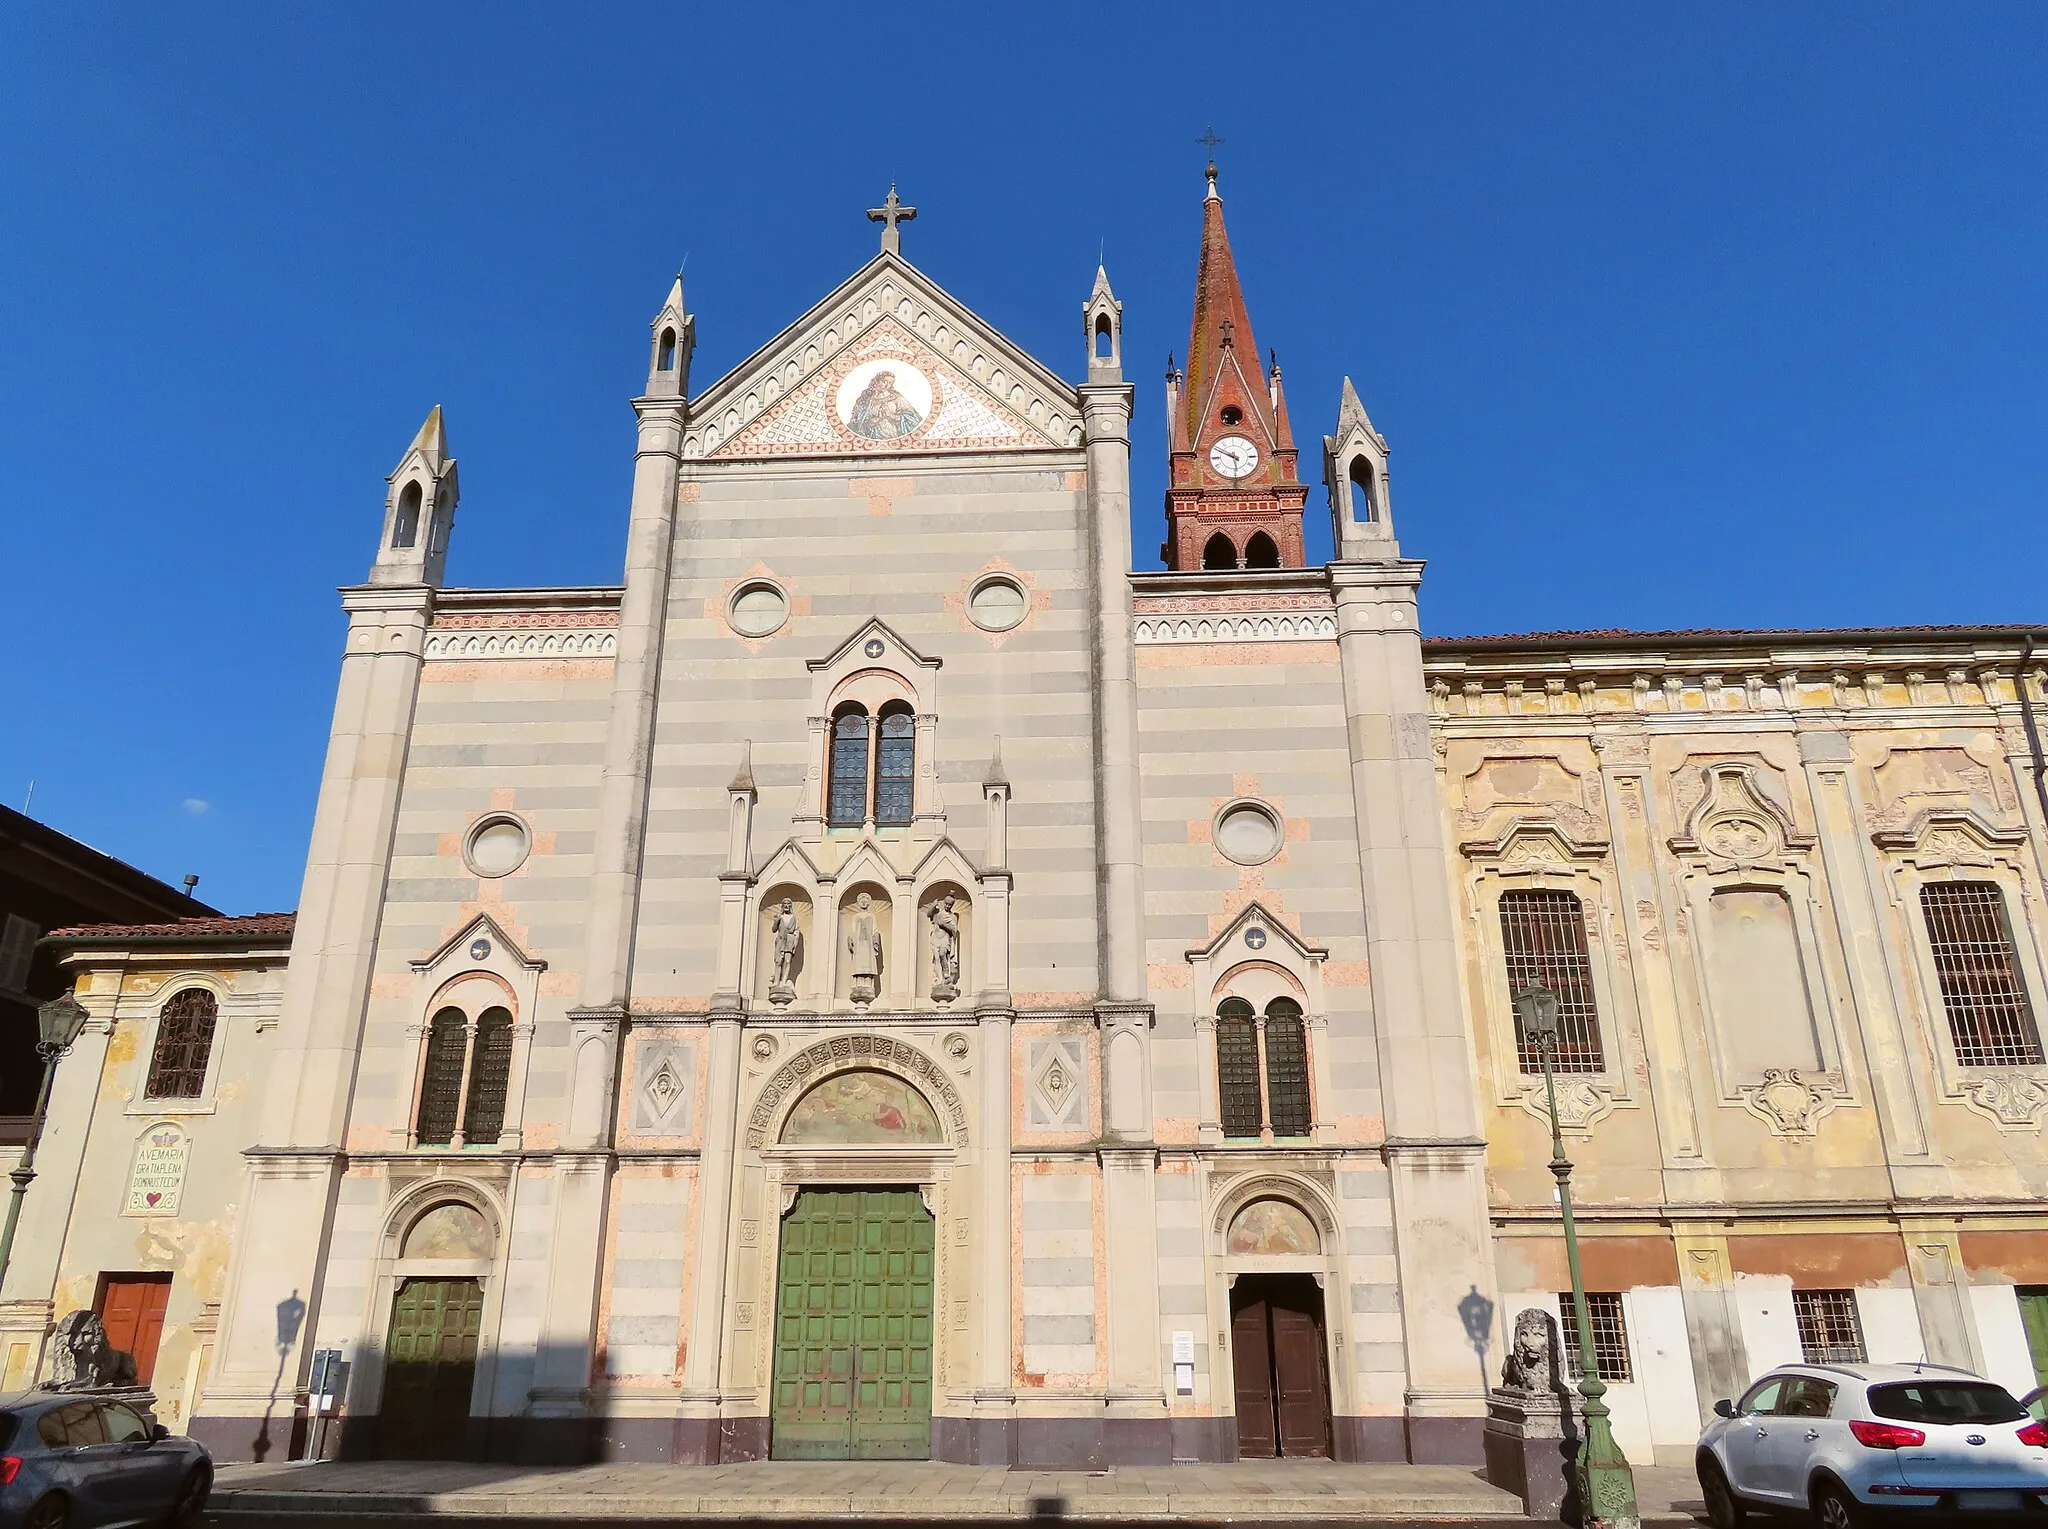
<box><xmin>1101</xmin><ymin>1145</ymin><xmax>1170</xmax><ymax>1462</ymax></box>
<box><xmin>1673</xmin><ymin>1229</ymin><xmax>1749</xmax><ymax>1418</ymax></box>
<box><xmin>1902</xmin><ymin>1225</ymin><xmax>1985</xmax><ymax>1371</ymax></box>
<box><xmin>971</xmin><ymin>1007</ymin><xmax>1015</xmax><ymax>1462</ymax></box>
<box><xmin>580</xmin><ymin>396</ymin><xmax>685</xmax><ymax>1015</ymax></box>
<box><xmin>196</xmin><ymin>583</ymin><xmax>432</xmax><ymax>1457</ymax></box>
<box><xmin>1329</xmin><ymin>560</ymin><xmax>1496</xmax><ymax>1463</ymax></box>
<box><xmin>677</xmin><ymin>1012</ymin><xmax>743</xmax><ymax>1461</ymax></box>
<box><xmin>1079</xmin><ymin>381</ymin><xmax>1145</xmax><ymax>1003</ymax></box>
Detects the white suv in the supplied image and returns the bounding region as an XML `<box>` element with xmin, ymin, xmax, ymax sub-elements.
<box><xmin>1696</xmin><ymin>1362</ymin><xmax>2048</xmax><ymax>1527</ymax></box>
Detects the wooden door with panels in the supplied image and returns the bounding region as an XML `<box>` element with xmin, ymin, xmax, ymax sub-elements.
<box><xmin>378</xmin><ymin>1277</ymin><xmax>484</xmax><ymax>1459</ymax></box>
<box><xmin>95</xmin><ymin>1273</ymin><xmax>172</xmax><ymax>1385</ymax></box>
<box><xmin>771</xmin><ymin>1188</ymin><xmax>934</xmax><ymax>1460</ymax></box>
<box><xmin>1230</xmin><ymin>1274</ymin><xmax>1332</xmax><ymax>1458</ymax></box>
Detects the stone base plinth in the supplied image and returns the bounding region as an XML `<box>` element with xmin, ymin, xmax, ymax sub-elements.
<box><xmin>1483</xmin><ymin>1386</ymin><xmax>1581</xmax><ymax>1523</ymax></box>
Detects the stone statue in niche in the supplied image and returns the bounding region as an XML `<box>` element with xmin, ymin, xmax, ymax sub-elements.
<box><xmin>927</xmin><ymin>894</ymin><xmax>961</xmax><ymax>1004</ymax></box>
<box><xmin>1500</xmin><ymin>1307</ymin><xmax>1560</xmax><ymax>1392</ymax></box>
<box><xmin>769</xmin><ymin>898</ymin><xmax>802</xmax><ymax>1006</ymax></box>
<box><xmin>846</xmin><ymin>892</ymin><xmax>883</xmax><ymax>1007</ymax></box>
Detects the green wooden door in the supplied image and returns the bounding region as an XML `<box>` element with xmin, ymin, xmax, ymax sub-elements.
<box><xmin>772</xmin><ymin>1188</ymin><xmax>933</xmax><ymax>1459</ymax></box>
<box><xmin>379</xmin><ymin>1277</ymin><xmax>484</xmax><ymax>1459</ymax></box>
<box><xmin>2021</xmin><ymin>1287</ymin><xmax>2048</xmax><ymax>1387</ymax></box>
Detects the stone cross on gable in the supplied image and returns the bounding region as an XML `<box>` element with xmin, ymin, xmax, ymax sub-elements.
<box><xmin>867</xmin><ymin>184</ymin><xmax>918</xmax><ymax>255</ymax></box>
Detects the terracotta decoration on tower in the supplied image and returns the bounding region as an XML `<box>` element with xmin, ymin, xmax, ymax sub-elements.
<box><xmin>1162</xmin><ymin>149</ymin><xmax>1308</xmax><ymax>571</ymax></box>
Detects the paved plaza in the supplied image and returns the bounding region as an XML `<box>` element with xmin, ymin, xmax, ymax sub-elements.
<box><xmin>207</xmin><ymin>1457</ymin><xmax>1707</xmax><ymax>1523</ymax></box>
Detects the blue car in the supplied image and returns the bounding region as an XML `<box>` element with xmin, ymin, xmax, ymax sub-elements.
<box><xmin>0</xmin><ymin>1391</ymin><xmax>210</xmax><ymax>1529</ymax></box>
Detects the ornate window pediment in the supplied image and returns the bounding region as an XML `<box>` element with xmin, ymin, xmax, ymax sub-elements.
<box><xmin>1872</xmin><ymin>807</ymin><xmax>2028</xmax><ymax>865</ymax></box>
<box><xmin>1668</xmin><ymin>762</ymin><xmax>1813</xmax><ymax>868</ymax></box>
<box><xmin>1459</xmin><ymin>816</ymin><xmax>1609</xmax><ymax>870</ymax></box>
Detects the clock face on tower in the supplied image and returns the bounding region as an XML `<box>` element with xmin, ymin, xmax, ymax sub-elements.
<box><xmin>1208</xmin><ymin>435</ymin><xmax>1260</xmax><ymax>480</ymax></box>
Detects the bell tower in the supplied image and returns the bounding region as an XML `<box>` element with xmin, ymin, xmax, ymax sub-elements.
<box><xmin>1161</xmin><ymin>161</ymin><xmax>1307</xmax><ymax>571</ymax></box>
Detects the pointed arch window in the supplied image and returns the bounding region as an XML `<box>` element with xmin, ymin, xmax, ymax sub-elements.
<box><xmin>1202</xmin><ymin>533</ymin><xmax>1238</xmax><ymax>570</ymax></box>
<box><xmin>1244</xmin><ymin>531</ymin><xmax>1280</xmax><ymax>570</ymax></box>
<box><xmin>658</xmin><ymin>328</ymin><xmax>677</xmax><ymax>371</ymax></box>
<box><xmin>145</xmin><ymin>988</ymin><xmax>218</xmax><ymax>1099</ymax></box>
<box><xmin>1348</xmin><ymin>457</ymin><xmax>1376</xmax><ymax>522</ymax></box>
<box><xmin>1217</xmin><ymin>998</ymin><xmax>1263</xmax><ymax>1137</ymax></box>
<box><xmin>392</xmin><ymin>481</ymin><xmax>422</xmax><ymax>550</ymax></box>
<box><xmin>461</xmin><ymin>1007</ymin><xmax>515</xmax><ymax>1143</ymax></box>
<box><xmin>415</xmin><ymin>1008</ymin><xmax>469</xmax><ymax>1145</ymax></box>
<box><xmin>415</xmin><ymin>1002</ymin><xmax>516</xmax><ymax>1147</ymax></box>
<box><xmin>875</xmin><ymin>704</ymin><xmax>916</xmax><ymax>827</ymax></box>
<box><xmin>829</xmin><ymin>705</ymin><xmax>871</xmax><ymax>827</ymax></box>
<box><xmin>1500</xmin><ymin>889</ymin><xmax>1605</xmax><ymax>1073</ymax></box>
<box><xmin>1094</xmin><ymin>314</ymin><xmax>1113</xmax><ymax>358</ymax></box>
<box><xmin>1262</xmin><ymin>997</ymin><xmax>1311</xmax><ymax>1137</ymax></box>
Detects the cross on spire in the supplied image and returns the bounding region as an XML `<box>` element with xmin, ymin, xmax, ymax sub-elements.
<box><xmin>867</xmin><ymin>183</ymin><xmax>918</xmax><ymax>255</ymax></box>
<box><xmin>1197</xmin><ymin>127</ymin><xmax>1225</xmax><ymax>196</ymax></box>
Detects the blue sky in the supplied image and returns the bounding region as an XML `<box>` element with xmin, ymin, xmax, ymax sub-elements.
<box><xmin>4</xmin><ymin>4</ymin><xmax>2044</xmax><ymax>914</ymax></box>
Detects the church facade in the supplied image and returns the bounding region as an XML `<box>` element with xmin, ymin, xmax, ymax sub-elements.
<box><xmin>17</xmin><ymin>173</ymin><xmax>2048</xmax><ymax>1469</ymax></box>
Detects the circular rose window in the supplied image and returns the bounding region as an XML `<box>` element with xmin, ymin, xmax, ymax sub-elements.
<box><xmin>728</xmin><ymin>582</ymin><xmax>789</xmax><ymax>638</ymax></box>
<box><xmin>1214</xmin><ymin>800</ymin><xmax>1283</xmax><ymax>866</ymax></box>
<box><xmin>465</xmin><ymin>816</ymin><xmax>531</xmax><ymax>878</ymax></box>
<box><xmin>967</xmin><ymin>577</ymin><xmax>1028</xmax><ymax>632</ymax></box>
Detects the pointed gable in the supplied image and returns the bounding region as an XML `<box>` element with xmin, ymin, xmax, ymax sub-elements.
<box><xmin>683</xmin><ymin>255</ymin><xmax>1081</xmax><ymax>462</ymax></box>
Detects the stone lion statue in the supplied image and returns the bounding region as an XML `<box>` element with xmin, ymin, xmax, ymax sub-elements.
<box><xmin>41</xmin><ymin>1311</ymin><xmax>138</xmax><ymax>1391</ymax></box>
<box><xmin>1500</xmin><ymin>1306</ymin><xmax>1559</xmax><ymax>1392</ymax></box>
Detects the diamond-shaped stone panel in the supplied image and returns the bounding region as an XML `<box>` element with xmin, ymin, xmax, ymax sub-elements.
<box><xmin>631</xmin><ymin>1037</ymin><xmax>695</xmax><ymax>1135</ymax></box>
<box><xmin>1027</xmin><ymin>1037</ymin><xmax>1087</xmax><ymax>1130</ymax></box>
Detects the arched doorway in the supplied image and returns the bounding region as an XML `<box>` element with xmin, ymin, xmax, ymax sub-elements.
<box><xmin>378</xmin><ymin>1199</ymin><xmax>494</xmax><ymax>1459</ymax></box>
<box><xmin>1224</xmin><ymin>1198</ymin><xmax>1333</xmax><ymax>1458</ymax></box>
<box><xmin>769</xmin><ymin>1070</ymin><xmax>940</xmax><ymax>1460</ymax></box>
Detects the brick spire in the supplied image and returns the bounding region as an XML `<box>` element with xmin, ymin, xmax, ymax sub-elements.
<box><xmin>1161</xmin><ymin>165</ymin><xmax>1307</xmax><ymax>571</ymax></box>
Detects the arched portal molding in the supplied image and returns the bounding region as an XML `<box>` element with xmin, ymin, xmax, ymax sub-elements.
<box><xmin>1209</xmin><ymin>1170</ymin><xmax>1340</xmax><ymax>1243</ymax></box>
<box><xmin>747</xmin><ymin>1032</ymin><xmax>966</xmax><ymax>1148</ymax></box>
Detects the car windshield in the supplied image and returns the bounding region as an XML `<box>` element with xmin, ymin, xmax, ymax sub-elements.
<box><xmin>1868</xmin><ymin>1381</ymin><xmax>2027</xmax><ymax>1425</ymax></box>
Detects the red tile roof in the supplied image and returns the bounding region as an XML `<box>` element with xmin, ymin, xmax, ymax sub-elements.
<box><xmin>45</xmin><ymin>912</ymin><xmax>296</xmax><ymax>942</ymax></box>
<box><xmin>1424</xmin><ymin>623</ymin><xmax>2044</xmax><ymax>648</ymax></box>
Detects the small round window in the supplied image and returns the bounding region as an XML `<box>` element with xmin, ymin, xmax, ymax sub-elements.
<box><xmin>728</xmin><ymin>582</ymin><xmax>789</xmax><ymax>638</ymax></box>
<box><xmin>465</xmin><ymin>816</ymin><xmax>531</xmax><ymax>878</ymax></box>
<box><xmin>967</xmin><ymin>576</ymin><xmax>1028</xmax><ymax>633</ymax></box>
<box><xmin>1214</xmin><ymin>800</ymin><xmax>1283</xmax><ymax>866</ymax></box>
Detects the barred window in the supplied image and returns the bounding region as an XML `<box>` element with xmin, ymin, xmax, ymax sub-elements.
<box><xmin>1921</xmin><ymin>882</ymin><xmax>2043</xmax><ymax>1067</ymax></box>
<box><xmin>1557</xmin><ymin>1291</ymin><xmax>1633</xmax><ymax>1382</ymax></box>
<box><xmin>1794</xmin><ymin>1289</ymin><xmax>1867</xmax><ymax>1364</ymax></box>
<box><xmin>828</xmin><ymin>706</ymin><xmax>870</xmax><ymax>827</ymax></box>
<box><xmin>145</xmin><ymin>988</ymin><xmax>218</xmax><ymax>1099</ymax></box>
<box><xmin>1263</xmin><ymin>998</ymin><xmax>1312</xmax><ymax>1138</ymax></box>
<box><xmin>461</xmin><ymin>1007</ymin><xmax>515</xmax><ymax>1145</ymax></box>
<box><xmin>1216</xmin><ymin>998</ymin><xmax>1263</xmax><ymax>1138</ymax></box>
<box><xmin>415</xmin><ymin>1008</ymin><xmax>469</xmax><ymax>1146</ymax></box>
<box><xmin>1501</xmin><ymin>890</ymin><xmax>1606</xmax><ymax>1073</ymax></box>
<box><xmin>874</xmin><ymin>705</ymin><xmax>916</xmax><ymax>827</ymax></box>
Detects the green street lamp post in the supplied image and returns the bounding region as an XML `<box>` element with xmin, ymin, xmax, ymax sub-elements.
<box><xmin>1512</xmin><ymin>982</ymin><xmax>1640</xmax><ymax>1529</ymax></box>
<box><xmin>0</xmin><ymin>993</ymin><xmax>91</xmax><ymax>1295</ymax></box>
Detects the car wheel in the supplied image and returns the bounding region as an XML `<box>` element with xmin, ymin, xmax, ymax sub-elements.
<box><xmin>1696</xmin><ymin>1455</ymin><xmax>1747</xmax><ymax>1529</ymax></box>
<box><xmin>23</xmin><ymin>1494</ymin><xmax>69</xmax><ymax>1529</ymax></box>
<box><xmin>166</xmin><ymin>1462</ymin><xmax>212</xmax><ymax>1528</ymax></box>
<box><xmin>1812</xmin><ymin>1479</ymin><xmax>1860</xmax><ymax>1529</ymax></box>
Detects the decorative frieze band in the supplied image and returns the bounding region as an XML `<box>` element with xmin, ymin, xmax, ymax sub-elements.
<box><xmin>423</xmin><ymin>629</ymin><xmax>618</xmax><ymax>660</ymax></box>
<box><xmin>1134</xmin><ymin>611</ymin><xmax>1338</xmax><ymax>645</ymax></box>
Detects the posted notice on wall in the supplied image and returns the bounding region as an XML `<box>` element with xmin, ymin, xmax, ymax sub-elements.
<box><xmin>124</xmin><ymin>1122</ymin><xmax>190</xmax><ymax>1217</ymax></box>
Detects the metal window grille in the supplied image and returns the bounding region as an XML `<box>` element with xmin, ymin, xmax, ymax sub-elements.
<box><xmin>1921</xmin><ymin>882</ymin><xmax>2044</xmax><ymax>1067</ymax></box>
<box><xmin>145</xmin><ymin>988</ymin><xmax>218</xmax><ymax>1098</ymax></box>
<box><xmin>1557</xmin><ymin>1292</ymin><xmax>1633</xmax><ymax>1382</ymax></box>
<box><xmin>1794</xmin><ymin>1289</ymin><xmax>1867</xmax><ymax>1363</ymax></box>
<box><xmin>416</xmin><ymin>1008</ymin><xmax>469</xmax><ymax>1146</ymax></box>
<box><xmin>875</xmin><ymin>708</ymin><xmax>916</xmax><ymax>827</ymax></box>
<box><xmin>1501</xmin><ymin>890</ymin><xmax>1607</xmax><ymax>1073</ymax></box>
<box><xmin>1263</xmin><ymin>999</ymin><xmax>1313</xmax><ymax>1138</ymax></box>
<box><xmin>828</xmin><ymin>709</ymin><xmax>870</xmax><ymax>827</ymax></box>
<box><xmin>1217</xmin><ymin>1000</ymin><xmax>1263</xmax><ymax>1138</ymax></box>
<box><xmin>461</xmin><ymin>1008</ymin><xmax>515</xmax><ymax>1145</ymax></box>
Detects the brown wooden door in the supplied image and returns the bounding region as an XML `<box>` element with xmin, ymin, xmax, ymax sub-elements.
<box><xmin>1231</xmin><ymin>1275</ymin><xmax>1332</xmax><ymax>1459</ymax></box>
<box><xmin>1231</xmin><ymin>1292</ymin><xmax>1278</xmax><ymax>1457</ymax></box>
<box><xmin>96</xmin><ymin>1274</ymin><xmax>172</xmax><ymax>1385</ymax></box>
<box><xmin>379</xmin><ymin>1278</ymin><xmax>484</xmax><ymax>1459</ymax></box>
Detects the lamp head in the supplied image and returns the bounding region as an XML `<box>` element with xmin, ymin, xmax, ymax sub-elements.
<box><xmin>1512</xmin><ymin>984</ymin><xmax>1561</xmax><ymax>1046</ymax></box>
<box><xmin>37</xmin><ymin>992</ymin><xmax>89</xmax><ymax>1053</ymax></box>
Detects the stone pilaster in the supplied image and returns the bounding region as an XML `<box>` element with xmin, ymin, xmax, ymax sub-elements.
<box><xmin>677</xmin><ymin>1012</ymin><xmax>743</xmax><ymax>1461</ymax></box>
